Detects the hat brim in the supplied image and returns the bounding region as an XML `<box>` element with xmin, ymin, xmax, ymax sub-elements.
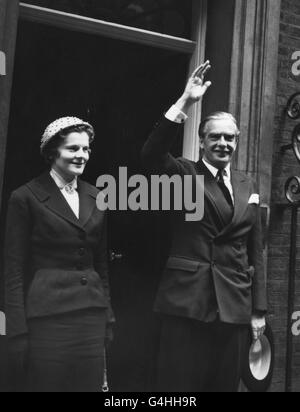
<box><xmin>241</xmin><ymin>322</ymin><xmax>275</xmax><ymax>392</ymax></box>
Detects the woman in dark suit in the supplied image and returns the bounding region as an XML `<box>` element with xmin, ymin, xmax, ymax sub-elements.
<box><xmin>5</xmin><ymin>117</ymin><xmax>114</xmax><ymax>392</ymax></box>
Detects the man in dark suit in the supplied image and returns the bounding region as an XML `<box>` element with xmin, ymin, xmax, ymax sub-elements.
<box><xmin>142</xmin><ymin>61</ymin><xmax>267</xmax><ymax>392</ymax></box>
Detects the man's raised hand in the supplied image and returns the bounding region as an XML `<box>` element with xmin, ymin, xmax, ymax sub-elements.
<box><xmin>185</xmin><ymin>61</ymin><xmax>212</xmax><ymax>101</ymax></box>
<box><xmin>175</xmin><ymin>61</ymin><xmax>212</xmax><ymax>114</ymax></box>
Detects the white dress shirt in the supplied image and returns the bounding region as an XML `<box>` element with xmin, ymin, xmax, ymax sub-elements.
<box><xmin>202</xmin><ymin>159</ymin><xmax>235</xmax><ymax>205</ymax></box>
<box><xmin>165</xmin><ymin>105</ymin><xmax>188</xmax><ymax>124</ymax></box>
<box><xmin>50</xmin><ymin>169</ymin><xmax>80</xmax><ymax>219</ymax></box>
<box><xmin>165</xmin><ymin>104</ymin><xmax>235</xmax><ymax>205</ymax></box>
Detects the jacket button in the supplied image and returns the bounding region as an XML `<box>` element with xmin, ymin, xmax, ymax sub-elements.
<box><xmin>81</xmin><ymin>277</ymin><xmax>88</xmax><ymax>286</ymax></box>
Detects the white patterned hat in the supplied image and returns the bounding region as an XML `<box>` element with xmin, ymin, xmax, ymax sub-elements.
<box><xmin>41</xmin><ymin>117</ymin><xmax>93</xmax><ymax>151</ymax></box>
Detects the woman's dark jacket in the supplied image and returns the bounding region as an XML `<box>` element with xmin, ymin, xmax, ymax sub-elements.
<box><xmin>5</xmin><ymin>172</ymin><xmax>113</xmax><ymax>338</ymax></box>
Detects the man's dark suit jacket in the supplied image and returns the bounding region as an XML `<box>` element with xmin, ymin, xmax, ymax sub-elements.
<box><xmin>5</xmin><ymin>172</ymin><xmax>113</xmax><ymax>338</ymax></box>
<box><xmin>142</xmin><ymin>118</ymin><xmax>267</xmax><ymax>325</ymax></box>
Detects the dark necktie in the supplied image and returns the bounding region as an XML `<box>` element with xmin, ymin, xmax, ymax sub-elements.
<box><xmin>216</xmin><ymin>169</ymin><xmax>234</xmax><ymax>209</ymax></box>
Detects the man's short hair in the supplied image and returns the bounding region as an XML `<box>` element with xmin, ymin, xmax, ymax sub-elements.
<box><xmin>198</xmin><ymin>112</ymin><xmax>240</xmax><ymax>139</ymax></box>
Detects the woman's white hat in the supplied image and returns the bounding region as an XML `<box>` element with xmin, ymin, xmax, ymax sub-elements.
<box><xmin>41</xmin><ymin>117</ymin><xmax>93</xmax><ymax>151</ymax></box>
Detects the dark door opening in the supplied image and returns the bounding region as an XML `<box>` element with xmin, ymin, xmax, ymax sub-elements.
<box><xmin>0</xmin><ymin>20</ymin><xmax>189</xmax><ymax>391</ymax></box>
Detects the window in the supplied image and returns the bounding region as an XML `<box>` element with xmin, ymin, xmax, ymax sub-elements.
<box><xmin>19</xmin><ymin>0</ymin><xmax>207</xmax><ymax>161</ymax></box>
<box><xmin>22</xmin><ymin>0</ymin><xmax>193</xmax><ymax>39</ymax></box>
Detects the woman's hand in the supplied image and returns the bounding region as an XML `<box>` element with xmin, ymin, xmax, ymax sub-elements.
<box><xmin>105</xmin><ymin>324</ymin><xmax>114</xmax><ymax>350</ymax></box>
<box><xmin>9</xmin><ymin>334</ymin><xmax>29</xmax><ymax>366</ymax></box>
<box><xmin>8</xmin><ymin>334</ymin><xmax>29</xmax><ymax>389</ymax></box>
<box><xmin>175</xmin><ymin>61</ymin><xmax>212</xmax><ymax>114</ymax></box>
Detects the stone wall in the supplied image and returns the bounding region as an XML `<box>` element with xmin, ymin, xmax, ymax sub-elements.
<box><xmin>268</xmin><ymin>0</ymin><xmax>300</xmax><ymax>392</ymax></box>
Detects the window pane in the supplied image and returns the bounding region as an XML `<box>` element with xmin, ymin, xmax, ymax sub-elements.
<box><xmin>23</xmin><ymin>0</ymin><xmax>193</xmax><ymax>39</ymax></box>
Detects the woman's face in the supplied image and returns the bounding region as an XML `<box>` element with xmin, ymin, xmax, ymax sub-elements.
<box><xmin>52</xmin><ymin>132</ymin><xmax>91</xmax><ymax>181</ymax></box>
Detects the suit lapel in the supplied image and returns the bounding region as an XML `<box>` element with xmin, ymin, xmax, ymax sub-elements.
<box><xmin>27</xmin><ymin>172</ymin><xmax>96</xmax><ymax>230</ymax></box>
<box><xmin>196</xmin><ymin>161</ymin><xmax>234</xmax><ymax>229</ymax></box>
<box><xmin>217</xmin><ymin>170</ymin><xmax>250</xmax><ymax>238</ymax></box>
<box><xmin>231</xmin><ymin>171</ymin><xmax>250</xmax><ymax>224</ymax></box>
<box><xmin>77</xmin><ymin>179</ymin><xmax>98</xmax><ymax>227</ymax></box>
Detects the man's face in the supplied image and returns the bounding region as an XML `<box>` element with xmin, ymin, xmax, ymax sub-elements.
<box><xmin>200</xmin><ymin>118</ymin><xmax>239</xmax><ymax>169</ymax></box>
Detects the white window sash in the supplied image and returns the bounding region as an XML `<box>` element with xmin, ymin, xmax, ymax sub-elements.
<box><xmin>19</xmin><ymin>1</ymin><xmax>208</xmax><ymax>161</ymax></box>
<box><xmin>19</xmin><ymin>2</ymin><xmax>197</xmax><ymax>54</ymax></box>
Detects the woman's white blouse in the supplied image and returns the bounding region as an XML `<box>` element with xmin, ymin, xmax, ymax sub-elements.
<box><xmin>50</xmin><ymin>169</ymin><xmax>80</xmax><ymax>219</ymax></box>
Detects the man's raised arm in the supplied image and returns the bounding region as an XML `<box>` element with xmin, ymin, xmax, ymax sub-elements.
<box><xmin>141</xmin><ymin>61</ymin><xmax>212</xmax><ymax>174</ymax></box>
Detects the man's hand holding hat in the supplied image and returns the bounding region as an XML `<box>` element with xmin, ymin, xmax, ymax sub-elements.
<box><xmin>251</xmin><ymin>314</ymin><xmax>266</xmax><ymax>341</ymax></box>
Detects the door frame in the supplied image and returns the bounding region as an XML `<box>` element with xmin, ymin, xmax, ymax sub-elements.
<box><xmin>18</xmin><ymin>0</ymin><xmax>208</xmax><ymax>163</ymax></box>
<box><xmin>0</xmin><ymin>0</ymin><xmax>208</xmax><ymax>213</ymax></box>
<box><xmin>0</xmin><ymin>0</ymin><xmax>282</xmax><ymax>209</ymax></box>
<box><xmin>0</xmin><ymin>0</ymin><xmax>20</xmax><ymax>214</ymax></box>
<box><xmin>19</xmin><ymin>2</ymin><xmax>198</xmax><ymax>54</ymax></box>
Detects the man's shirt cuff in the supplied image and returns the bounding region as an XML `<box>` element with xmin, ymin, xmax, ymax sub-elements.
<box><xmin>165</xmin><ymin>105</ymin><xmax>188</xmax><ymax>124</ymax></box>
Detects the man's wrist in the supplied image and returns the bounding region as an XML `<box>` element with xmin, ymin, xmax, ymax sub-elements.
<box><xmin>252</xmin><ymin>310</ymin><xmax>267</xmax><ymax>318</ymax></box>
<box><xmin>175</xmin><ymin>95</ymin><xmax>195</xmax><ymax>114</ymax></box>
<box><xmin>165</xmin><ymin>105</ymin><xmax>188</xmax><ymax>124</ymax></box>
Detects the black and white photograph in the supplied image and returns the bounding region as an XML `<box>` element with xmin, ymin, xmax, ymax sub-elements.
<box><xmin>0</xmin><ymin>0</ymin><xmax>299</xmax><ymax>394</ymax></box>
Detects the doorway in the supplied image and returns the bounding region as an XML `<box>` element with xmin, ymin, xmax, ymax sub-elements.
<box><xmin>0</xmin><ymin>20</ymin><xmax>189</xmax><ymax>391</ymax></box>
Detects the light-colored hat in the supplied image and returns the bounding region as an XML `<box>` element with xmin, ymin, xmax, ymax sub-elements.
<box><xmin>41</xmin><ymin>117</ymin><xmax>93</xmax><ymax>151</ymax></box>
<box><xmin>241</xmin><ymin>322</ymin><xmax>274</xmax><ymax>392</ymax></box>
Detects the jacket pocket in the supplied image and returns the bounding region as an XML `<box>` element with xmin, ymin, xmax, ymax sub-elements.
<box><xmin>166</xmin><ymin>256</ymin><xmax>200</xmax><ymax>272</ymax></box>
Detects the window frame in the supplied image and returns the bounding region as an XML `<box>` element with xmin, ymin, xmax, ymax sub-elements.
<box><xmin>19</xmin><ymin>0</ymin><xmax>207</xmax><ymax>161</ymax></box>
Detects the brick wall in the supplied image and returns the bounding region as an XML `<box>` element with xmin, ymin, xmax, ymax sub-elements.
<box><xmin>268</xmin><ymin>0</ymin><xmax>300</xmax><ymax>392</ymax></box>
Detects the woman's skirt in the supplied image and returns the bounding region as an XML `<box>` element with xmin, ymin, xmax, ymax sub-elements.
<box><xmin>27</xmin><ymin>308</ymin><xmax>106</xmax><ymax>392</ymax></box>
